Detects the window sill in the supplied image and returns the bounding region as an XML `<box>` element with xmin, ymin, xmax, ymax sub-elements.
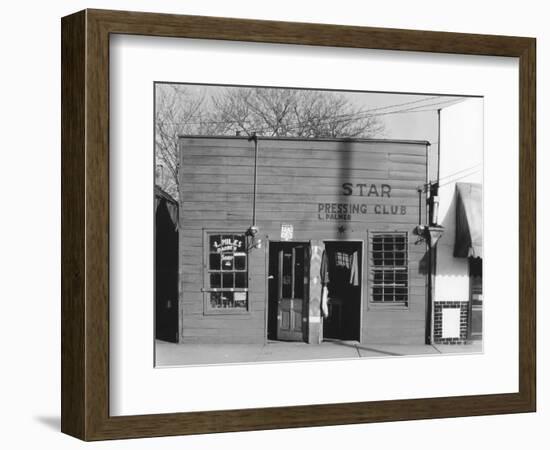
<box><xmin>203</xmin><ymin>308</ymin><xmax>250</xmax><ymax>316</ymax></box>
<box><xmin>368</xmin><ymin>302</ymin><xmax>409</xmax><ymax>311</ymax></box>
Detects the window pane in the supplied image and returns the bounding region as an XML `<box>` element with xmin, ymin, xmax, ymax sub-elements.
<box><xmin>209</xmin><ymin>235</ymin><xmax>220</xmax><ymax>252</ymax></box>
<box><xmin>234</xmin><ymin>254</ymin><xmax>246</xmax><ymax>270</ymax></box>
<box><xmin>221</xmin><ymin>234</ymin><xmax>233</xmax><ymax>249</ymax></box>
<box><xmin>218</xmin><ymin>291</ymin><xmax>234</xmax><ymax>308</ymax></box>
<box><xmin>222</xmin><ymin>272</ymin><xmax>234</xmax><ymax>288</ymax></box>
<box><xmin>294</xmin><ymin>247</ymin><xmax>304</xmax><ymax>298</ymax></box>
<box><xmin>282</xmin><ymin>251</ymin><xmax>292</xmax><ymax>298</ymax></box>
<box><xmin>373</xmin><ymin>271</ymin><xmax>383</xmax><ymax>283</ymax></box>
<box><xmin>221</xmin><ymin>254</ymin><xmax>234</xmax><ymax>271</ymax></box>
<box><xmin>396</xmin><ymin>272</ymin><xmax>407</xmax><ymax>283</ymax></box>
<box><xmin>210</xmin><ymin>292</ymin><xmax>222</xmax><ymax>308</ymax></box>
<box><xmin>209</xmin><ymin>253</ymin><xmax>220</xmax><ymax>270</ymax></box>
<box><xmin>233</xmin><ymin>235</ymin><xmax>246</xmax><ymax>252</ymax></box>
<box><xmin>210</xmin><ymin>273</ymin><xmax>221</xmax><ymax>288</ymax></box>
<box><xmin>395</xmin><ymin>252</ymin><xmax>405</xmax><ymax>265</ymax></box>
<box><xmin>395</xmin><ymin>237</ymin><xmax>405</xmax><ymax>250</ymax></box>
<box><xmin>233</xmin><ymin>292</ymin><xmax>247</xmax><ymax>308</ymax></box>
<box><xmin>235</xmin><ymin>272</ymin><xmax>247</xmax><ymax>288</ymax></box>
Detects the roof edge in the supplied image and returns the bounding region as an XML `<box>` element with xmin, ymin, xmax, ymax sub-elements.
<box><xmin>177</xmin><ymin>134</ymin><xmax>432</xmax><ymax>146</ymax></box>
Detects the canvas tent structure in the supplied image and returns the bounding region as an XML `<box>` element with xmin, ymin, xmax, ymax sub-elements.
<box><xmin>454</xmin><ymin>182</ymin><xmax>483</xmax><ymax>259</ymax></box>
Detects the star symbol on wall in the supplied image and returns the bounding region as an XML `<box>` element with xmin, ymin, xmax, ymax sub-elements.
<box><xmin>337</xmin><ymin>225</ymin><xmax>346</xmax><ymax>234</ymax></box>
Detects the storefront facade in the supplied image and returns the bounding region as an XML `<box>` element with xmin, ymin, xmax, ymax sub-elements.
<box><xmin>177</xmin><ymin>136</ymin><xmax>431</xmax><ymax>345</ymax></box>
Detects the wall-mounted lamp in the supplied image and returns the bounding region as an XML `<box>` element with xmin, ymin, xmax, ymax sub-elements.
<box><xmin>246</xmin><ymin>225</ymin><xmax>262</xmax><ymax>250</ymax></box>
<box><xmin>414</xmin><ymin>224</ymin><xmax>445</xmax><ymax>247</ymax></box>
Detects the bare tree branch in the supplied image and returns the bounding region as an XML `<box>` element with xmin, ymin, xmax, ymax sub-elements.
<box><xmin>155</xmin><ymin>86</ymin><xmax>386</xmax><ymax>197</ymax></box>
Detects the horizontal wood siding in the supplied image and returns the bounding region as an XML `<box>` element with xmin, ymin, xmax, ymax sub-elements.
<box><xmin>179</xmin><ymin>137</ymin><xmax>429</xmax><ymax>344</ymax></box>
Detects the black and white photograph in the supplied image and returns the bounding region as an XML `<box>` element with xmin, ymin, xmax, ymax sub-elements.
<box><xmin>154</xmin><ymin>83</ymin><xmax>483</xmax><ymax>366</ymax></box>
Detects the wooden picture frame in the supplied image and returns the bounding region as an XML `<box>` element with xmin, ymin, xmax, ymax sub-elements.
<box><xmin>61</xmin><ymin>9</ymin><xmax>536</xmax><ymax>441</ymax></box>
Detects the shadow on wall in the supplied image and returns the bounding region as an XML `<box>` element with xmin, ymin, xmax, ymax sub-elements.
<box><xmin>337</xmin><ymin>140</ymin><xmax>352</xmax><ymax>240</ymax></box>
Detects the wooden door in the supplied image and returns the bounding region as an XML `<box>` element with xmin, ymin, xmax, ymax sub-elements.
<box><xmin>468</xmin><ymin>258</ymin><xmax>483</xmax><ymax>340</ymax></box>
<box><xmin>276</xmin><ymin>244</ymin><xmax>307</xmax><ymax>341</ymax></box>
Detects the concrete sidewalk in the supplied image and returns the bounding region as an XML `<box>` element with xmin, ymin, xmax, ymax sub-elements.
<box><xmin>155</xmin><ymin>339</ymin><xmax>483</xmax><ymax>367</ymax></box>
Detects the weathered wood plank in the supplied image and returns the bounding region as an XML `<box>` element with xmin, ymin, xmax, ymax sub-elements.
<box><xmin>182</xmin><ymin>155</ymin><xmax>426</xmax><ymax>173</ymax></box>
<box><xmin>181</xmin><ymin>138</ymin><xmax>428</xmax><ymax>154</ymax></box>
<box><xmin>181</xmin><ymin>174</ymin><xmax>426</xmax><ymax>188</ymax></box>
<box><xmin>182</xmin><ymin>146</ymin><xmax>428</xmax><ymax>163</ymax></box>
<box><xmin>182</xmin><ymin>165</ymin><xmax>425</xmax><ymax>180</ymax></box>
<box><xmin>181</xmin><ymin>183</ymin><xmax>423</xmax><ymax>196</ymax></box>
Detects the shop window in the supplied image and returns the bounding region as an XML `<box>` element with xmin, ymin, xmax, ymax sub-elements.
<box><xmin>369</xmin><ymin>232</ymin><xmax>409</xmax><ymax>306</ymax></box>
<box><xmin>204</xmin><ymin>232</ymin><xmax>248</xmax><ymax>313</ymax></box>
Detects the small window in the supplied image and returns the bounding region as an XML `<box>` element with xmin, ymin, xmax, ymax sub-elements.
<box><xmin>369</xmin><ymin>232</ymin><xmax>408</xmax><ymax>306</ymax></box>
<box><xmin>205</xmin><ymin>232</ymin><xmax>248</xmax><ymax>313</ymax></box>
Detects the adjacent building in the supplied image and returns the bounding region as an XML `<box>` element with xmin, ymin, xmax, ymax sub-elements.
<box><xmin>432</xmin><ymin>98</ymin><xmax>483</xmax><ymax>344</ymax></box>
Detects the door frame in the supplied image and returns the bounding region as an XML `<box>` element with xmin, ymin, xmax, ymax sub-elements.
<box><xmin>266</xmin><ymin>240</ymin><xmax>310</xmax><ymax>342</ymax></box>
<box><xmin>322</xmin><ymin>239</ymin><xmax>365</xmax><ymax>343</ymax></box>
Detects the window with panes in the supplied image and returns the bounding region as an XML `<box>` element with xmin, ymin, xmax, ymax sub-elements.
<box><xmin>369</xmin><ymin>232</ymin><xmax>409</xmax><ymax>306</ymax></box>
<box><xmin>205</xmin><ymin>233</ymin><xmax>249</xmax><ymax>312</ymax></box>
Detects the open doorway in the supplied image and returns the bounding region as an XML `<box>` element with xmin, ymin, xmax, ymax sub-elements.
<box><xmin>323</xmin><ymin>241</ymin><xmax>362</xmax><ymax>342</ymax></box>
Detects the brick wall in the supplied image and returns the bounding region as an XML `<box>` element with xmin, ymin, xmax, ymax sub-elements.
<box><xmin>433</xmin><ymin>301</ymin><xmax>469</xmax><ymax>344</ymax></box>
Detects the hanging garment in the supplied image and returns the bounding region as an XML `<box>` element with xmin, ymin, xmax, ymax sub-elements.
<box><xmin>349</xmin><ymin>251</ymin><xmax>359</xmax><ymax>286</ymax></box>
<box><xmin>320</xmin><ymin>250</ymin><xmax>330</xmax><ymax>318</ymax></box>
<box><xmin>320</xmin><ymin>250</ymin><xmax>330</xmax><ymax>285</ymax></box>
<box><xmin>321</xmin><ymin>285</ymin><xmax>329</xmax><ymax>318</ymax></box>
<box><xmin>334</xmin><ymin>251</ymin><xmax>351</xmax><ymax>268</ymax></box>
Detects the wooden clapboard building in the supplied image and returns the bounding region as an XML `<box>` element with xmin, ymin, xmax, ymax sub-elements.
<box><xmin>177</xmin><ymin>135</ymin><xmax>431</xmax><ymax>345</ymax></box>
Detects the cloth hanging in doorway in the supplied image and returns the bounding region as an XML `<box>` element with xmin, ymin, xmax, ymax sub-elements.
<box><xmin>349</xmin><ymin>251</ymin><xmax>359</xmax><ymax>286</ymax></box>
<box><xmin>334</xmin><ymin>251</ymin><xmax>351</xmax><ymax>268</ymax></box>
<box><xmin>321</xmin><ymin>285</ymin><xmax>329</xmax><ymax>318</ymax></box>
<box><xmin>320</xmin><ymin>250</ymin><xmax>330</xmax><ymax>318</ymax></box>
<box><xmin>320</xmin><ymin>250</ymin><xmax>330</xmax><ymax>285</ymax></box>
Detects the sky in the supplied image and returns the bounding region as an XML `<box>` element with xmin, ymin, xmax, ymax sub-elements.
<box><xmin>155</xmin><ymin>83</ymin><xmax>477</xmax><ymax>193</ymax></box>
<box><xmin>157</xmin><ymin>82</ymin><xmax>470</xmax><ymax>144</ymax></box>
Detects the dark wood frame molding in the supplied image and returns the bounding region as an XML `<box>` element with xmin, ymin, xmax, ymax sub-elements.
<box><xmin>61</xmin><ymin>9</ymin><xmax>536</xmax><ymax>441</ymax></box>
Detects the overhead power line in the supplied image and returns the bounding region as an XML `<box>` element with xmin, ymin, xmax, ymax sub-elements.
<box><xmin>158</xmin><ymin>96</ymin><xmax>467</xmax><ymax>135</ymax></box>
<box><xmin>438</xmin><ymin>164</ymin><xmax>483</xmax><ymax>182</ymax></box>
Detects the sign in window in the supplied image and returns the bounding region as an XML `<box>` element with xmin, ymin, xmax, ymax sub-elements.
<box><xmin>204</xmin><ymin>233</ymin><xmax>248</xmax><ymax>312</ymax></box>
